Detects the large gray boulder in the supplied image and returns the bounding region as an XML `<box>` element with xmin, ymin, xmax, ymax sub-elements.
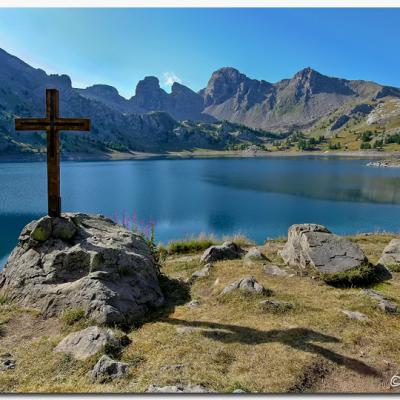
<box><xmin>200</xmin><ymin>241</ymin><xmax>244</xmax><ymax>264</ymax></box>
<box><xmin>0</xmin><ymin>213</ymin><xmax>164</xmax><ymax>326</ymax></box>
<box><xmin>279</xmin><ymin>224</ymin><xmax>367</xmax><ymax>274</ymax></box>
<box><xmin>378</xmin><ymin>239</ymin><xmax>400</xmax><ymax>268</ymax></box>
<box><xmin>54</xmin><ymin>326</ymin><xmax>121</xmax><ymax>360</ymax></box>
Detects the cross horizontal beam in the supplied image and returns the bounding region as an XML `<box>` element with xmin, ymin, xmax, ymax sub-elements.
<box><xmin>15</xmin><ymin>118</ymin><xmax>91</xmax><ymax>131</ymax></box>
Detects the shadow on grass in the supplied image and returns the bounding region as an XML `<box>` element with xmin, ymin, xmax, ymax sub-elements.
<box><xmin>164</xmin><ymin>318</ymin><xmax>380</xmax><ymax>377</ymax></box>
<box><xmin>129</xmin><ymin>274</ymin><xmax>191</xmax><ymax>330</ymax></box>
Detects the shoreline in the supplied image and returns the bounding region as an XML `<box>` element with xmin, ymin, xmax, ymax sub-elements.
<box><xmin>1</xmin><ymin>149</ymin><xmax>400</xmax><ymax>163</ymax></box>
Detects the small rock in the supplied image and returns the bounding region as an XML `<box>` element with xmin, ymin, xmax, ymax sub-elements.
<box><xmin>259</xmin><ymin>300</ymin><xmax>294</xmax><ymax>312</ymax></box>
<box><xmin>220</xmin><ymin>276</ymin><xmax>272</xmax><ymax>296</ymax></box>
<box><xmin>30</xmin><ymin>216</ymin><xmax>52</xmax><ymax>241</ymax></box>
<box><xmin>201</xmin><ymin>241</ymin><xmax>244</xmax><ymax>264</ymax></box>
<box><xmin>190</xmin><ymin>264</ymin><xmax>212</xmax><ymax>283</ymax></box>
<box><xmin>363</xmin><ymin>289</ymin><xmax>398</xmax><ymax>313</ymax></box>
<box><xmin>378</xmin><ymin>299</ymin><xmax>398</xmax><ymax>313</ymax></box>
<box><xmin>51</xmin><ymin>217</ymin><xmax>77</xmax><ymax>240</ymax></box>
<box><xmin>341</xmin><ymin>310</ymin><xmax>369</xmax><ymax>322</ymax></box>
<box><xmin>263</xmin><ymin>264</ymin><xmax>289</xmax><ymax>277</ymax></box>
<box><xmin>0</xmin><ymin>353</ymin><xmax>16</xmax><ymax>371</ymax></box>
<box><xmin>244</xmin><ymin>247</ymin><xmax>267</xmax><ymax>264</ymax></box>
<box><xmin>187</xmin><ymin>299</ymin><xmax>201</xmax><ymax>308</ymax></box>
<box><xmin>147</xmin><ymin>384</ymin><xmax>211</xmax><ymax>393</ymax></box>
<box><xmin>90</xmin><ymin>355</ymin><xmax>129</xmax><ymax>383</ymax></box>
<box><xmin>54</xmin><ymin>326</ymin><xmax>121</xmax><ymax>360</ymax></box>
<box><xmin>364</xmin><ymin>289</ymin><xmax>385</xmax><ymax>301</ymax></box>
<box><xmin>233</xmin><ymin>389</ymin><xmax>247</xmax><ymax>393</ymax></box>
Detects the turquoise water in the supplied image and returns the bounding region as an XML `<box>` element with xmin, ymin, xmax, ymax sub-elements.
<box><xmin>1</xmin><ymin>156</ymin><xmax>400</xmax><ymax>268</ymax></box>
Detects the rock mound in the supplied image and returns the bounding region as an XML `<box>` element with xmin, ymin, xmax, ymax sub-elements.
<box><xmin>54</xmin><ymin>326</ymin><xmax>122</xmax><ymax>360</ymax></box>
<box><xmin>0</xmin><ymin>213</ymin><xmax>164</xmax><ymax>326</ymax></box>
<box><xmin>201</xmin><ymin>241</ymin><xmax>244</xmax><ymax>263</ymax></box>
<box><xmin>279</xmin><ymin>224</ymin><xmax>367</xmax><ymax>274</ymax></box>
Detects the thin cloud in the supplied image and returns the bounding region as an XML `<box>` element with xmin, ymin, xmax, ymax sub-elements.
<box><xmin>163</xmin><ymin>71</ymin><xmax>182</xmax><ymax>87</ymax></box>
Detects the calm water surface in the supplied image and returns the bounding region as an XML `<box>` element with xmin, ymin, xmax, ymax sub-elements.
<box><xmin>1</xmin><ymin>156</ymin><xmax>400</xmax><ymax>268</ymax></box>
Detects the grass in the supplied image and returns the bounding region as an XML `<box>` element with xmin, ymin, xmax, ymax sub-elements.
<box><xmin>1</xmin><ymin>232</ymin><xmax>400</xmax><ymax>393</ymax></box>
<box><xmin>163</xmin><ymin>233</ymin><xmax>255</xmax><ymax>255</ymax></box>
<box><xmin>59</xmin><ymin>308</ymin><xmax>86</xmax><ymax>327</ymax></box>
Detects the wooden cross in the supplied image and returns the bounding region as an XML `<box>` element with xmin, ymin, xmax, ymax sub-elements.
<box><xmin>15</xmin><ymin>89</ymin><xmax>90</xmax><ymax>217</ymax></box>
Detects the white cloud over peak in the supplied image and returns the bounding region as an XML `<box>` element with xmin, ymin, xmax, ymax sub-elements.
<box><xmin>163</xmin><ymin>71</ymin><xmax>182</xmax><ymax>87</ymax></box>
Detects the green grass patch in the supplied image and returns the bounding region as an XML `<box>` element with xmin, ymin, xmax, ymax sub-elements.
<box><xmin>166</xmin><ymin>237</ymin><xmax>217</xmax><ymax>255</ymax></box>
<box><xmin>59</xmin><ymin>308</ymin><xmax>85</xmax><ymax>327</ymax></box>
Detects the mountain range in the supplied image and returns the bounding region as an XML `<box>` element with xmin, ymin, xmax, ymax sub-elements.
<box><xmin>1</xmin><ymin>47</ymin><xmax>400</xmax><ymax>159</ymax></box>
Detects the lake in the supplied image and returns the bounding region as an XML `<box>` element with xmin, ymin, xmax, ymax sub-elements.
<box><xmin>1</xmin><ymin>156</ymin><xmax>400</xmax><ymax>268</ymax></box>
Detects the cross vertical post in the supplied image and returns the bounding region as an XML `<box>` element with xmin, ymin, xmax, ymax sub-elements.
<box><xmin>15</xmin><ymin>89</ymin><xmax>91</xmax><ymax>218</ymax></box>
<box><xmin>47</xmin><ymin>89</ymin><xmax>61</xmax><ymax>217</ymax></box>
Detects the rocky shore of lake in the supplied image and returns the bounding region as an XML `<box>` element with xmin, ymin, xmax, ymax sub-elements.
<box><xmin>367</xmin><ymin>157</ymin><xmax>400</xmax><ymax>168</ymax></box>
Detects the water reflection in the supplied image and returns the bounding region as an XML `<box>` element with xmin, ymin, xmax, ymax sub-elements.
<box><xmin>1</xmin><ymin>157</ymin><xmax>400</xmax><ymax>270</ymax></box>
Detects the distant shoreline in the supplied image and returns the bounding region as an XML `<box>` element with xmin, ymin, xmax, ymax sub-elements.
<box><xmin>1</xmin><ymin>149</ymin><xmax>400</xmax><ymax>163</ymax></box>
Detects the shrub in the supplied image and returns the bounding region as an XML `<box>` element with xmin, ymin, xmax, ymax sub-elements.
<box><xmin>321</xmin><ymin>263</ymin><xmax>384</xmax><ymax>288</ymax></box>
<box><xmin>360</xmin><ymin>142</ymin><xmax>371</xmax><ymax>150</ymax></box>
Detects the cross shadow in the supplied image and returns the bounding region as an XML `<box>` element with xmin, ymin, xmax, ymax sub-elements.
<box><xmin>165</xmin><ymin>318</ymin><xmax>379</xmax><ymax>377</ymax></box>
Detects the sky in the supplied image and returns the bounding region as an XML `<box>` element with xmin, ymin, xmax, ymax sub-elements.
<box><xmin>0</xmin><ymin>8</ymin><xmax>399</xmax><ymax>98</ymax></box>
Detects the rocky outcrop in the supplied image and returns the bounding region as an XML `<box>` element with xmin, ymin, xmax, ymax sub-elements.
<box><xmin>378</xmin><ymin>239</ymin><xmax>400</xmax><ymax>267</ymax></box>
<box><xmin>0</xmin><ymin>213</ymin><xmax>164</xmax><ymax>326</ymax></box>
<box><xmin>279</xmin><ymin>224</ymin><xmax>367</xmax><ymax>274</ymax></box>
<box><xmin>200</xmin><ymin>241</ymin><xmax>245</xmax><ymax>264</ymax></box>
<box><xmin>220</xmin><ymin>276</ymin><xmax>272</xmax><ymax>296</ymax></box>
<box><xmin>54</xmin><ymin>326</ymin><xmax>122</xmax><ymax>360</ymax></box>
<box><xmin>90</xmin><ymin>355</ymin><xmax>129</xmax><ymax>383</ymax></box>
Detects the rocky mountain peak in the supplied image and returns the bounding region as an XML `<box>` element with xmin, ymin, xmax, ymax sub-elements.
<box><xmin>83</xmin><ymin>84</ymin><xmax>121</xmax><ymax>97</ymax></box>
<box><xmin>135</xmin><ymin>76</ymin><xmax>162</xmax><ymax>95</ymax></box>
<box><xmin>47</xmin><ymin>74</ymin><xmax>72</xmax><ymax>89</ymax></box>
<box><xmin>133</xmin><ymin>76</ymin><xmax>167</xmax><ymax>111</ymax></box>
<box><xmin>203</xmin><ymin>67</ymin><xmax>251</xmax><ymax>107</ymax></box>
<box><xmin>289</xmin><ymin>67</ymin><xmax>354</xmax><ymax>97</ymax></box>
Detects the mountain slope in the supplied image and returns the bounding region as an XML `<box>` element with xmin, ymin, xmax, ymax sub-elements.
<box><xmin>201</xmin><ymin>66</ymin><xmax>400</xmax><ymax>131</ymax></box>
<box><xmin>1</xmin><ymin>46</ymin><xmax>400</xmax><ymax>158</ymax></box>
<box><xmin>0</xmin><ymin>48</ymin><xmax>273</xmax><ymax>158</ymax></box>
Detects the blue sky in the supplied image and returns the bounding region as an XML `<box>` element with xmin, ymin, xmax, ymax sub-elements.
<box><xmin>0</xmin><ymin>8</ymin><xmax>399</xmax><ymax>98</ymax></box>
